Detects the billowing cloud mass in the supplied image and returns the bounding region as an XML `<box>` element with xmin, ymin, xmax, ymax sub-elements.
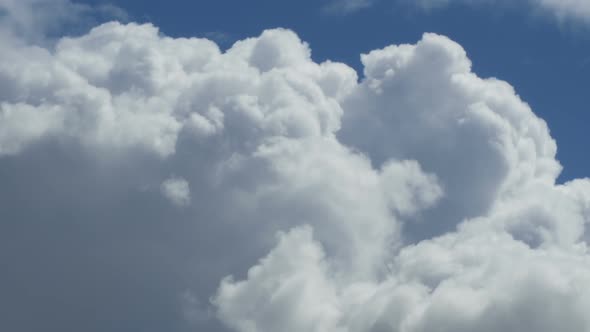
<box><xmin>1</xmin><ymin>2</ymin><xmax>590</xmax><ymax>332</ymax></box>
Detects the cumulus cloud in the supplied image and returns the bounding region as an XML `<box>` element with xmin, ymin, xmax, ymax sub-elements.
<box><xmin>212</xmin><ymin>31</ymin><xmax>590</xmax><ymax>332</ymax></box>
<box><xmin>1</xmin><ymin>4</ymin><xmax>590</xmax><ymax>332</ymax></box>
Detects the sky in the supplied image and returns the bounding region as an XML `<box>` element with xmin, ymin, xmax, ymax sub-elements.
<box><xmin>0</xmin><ymin>1</ymin><xmax>590</xmax><ymax>332</ymax></box>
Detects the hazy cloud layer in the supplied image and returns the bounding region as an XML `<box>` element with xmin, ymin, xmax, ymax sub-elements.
<box><xmin>0</xmin><ymin>0</ymin><xmax>127</xmax><ymax>43</ymax></box>
<box><xmin>413</xmin><ymin>0</ymin><xmax>590</xmax><ymax>21</ymax></box>
<box><xmin>323</xmin><ymin>0</ymin><xmax>376</xmax><ymax>14</ymax></box>
<box><xmin>1</xmin><ymin>2</ymin><xmax>590</xmax><ymax>332</ymax></box>
<box><xmin>327</xmin><ymin>0</ymin><xmax>590</xmax><ymax>22</ymax></box>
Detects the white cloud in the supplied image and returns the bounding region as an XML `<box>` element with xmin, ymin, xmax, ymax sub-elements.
<box><xmin>161</xmin><ymin>177</ymin><xmax>191</xmax><ymax>206</ymax></box>
<box><xmin>1</xmin><ymin>7</ymin><xmax>590</xmax><ymax>332</ymax></box>
<box><xmin>339</xmin><ymin>33</ymin><xmax>562</xmax><ymax>242</ymax></box>
<box><xmin>215</xmin><ymin>226</ymin><xmax>344</xmax><ymax>332</ymax></box>
<box><xmin>0</xmin><ymin>23</ymin><xmax>356</xmax><ymax>157</ymax></box>
<box><xmin>211</xmin><ymin>32</ymin><xmax>590</xmax><ymax>332</ymax></box>
<box><xmin>215</xmin><ymin>223</ymin><xmax>590</xmax><ymax>332</ymax></box>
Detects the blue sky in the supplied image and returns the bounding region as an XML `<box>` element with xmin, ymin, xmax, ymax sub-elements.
<box><xmin>78</xmin><ymin>0</ymin><xmax>590</xmax><ymax>181</ymax></box>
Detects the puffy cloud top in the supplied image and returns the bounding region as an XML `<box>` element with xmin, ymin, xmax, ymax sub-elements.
<box><xmin>0</xmin><ymin>22</ymin><xmax>356</xmax><ymax>157</ymax></box>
